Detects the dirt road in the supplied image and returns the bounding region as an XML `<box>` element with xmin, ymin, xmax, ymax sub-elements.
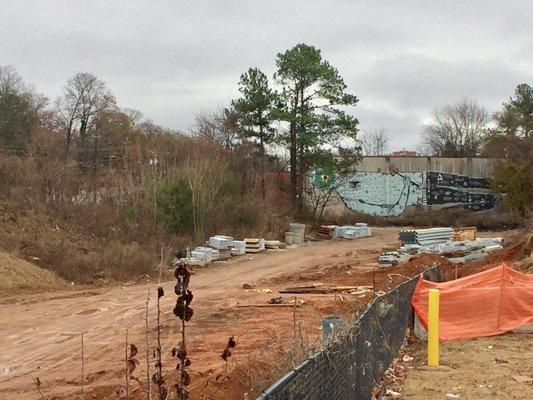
<box><xmin>0</xmin><ymin>228</ymin><xmax>400</xmax><ymax>399</ymax></box>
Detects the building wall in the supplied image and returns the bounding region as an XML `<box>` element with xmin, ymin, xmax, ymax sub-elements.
<box><xmin>356</xmin><ymin>156</ymin><xmax>497</xmax><ymax>177</ymax></box>
<box><xmin>336</xmin><ymin>172</ymin><xmax>423</xmax><ymax>216</ymax></box>
<box><xmin>326</xmin><ymin>157</ymin><xmax>499</xmax><ymax>217</ymax></box>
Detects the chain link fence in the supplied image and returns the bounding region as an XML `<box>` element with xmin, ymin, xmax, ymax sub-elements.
<box><xmin>257</xmin><ymin>266</ymin><xmax>440</xmax><ymax>400</ymax></box>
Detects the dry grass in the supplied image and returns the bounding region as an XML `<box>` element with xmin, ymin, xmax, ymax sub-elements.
<box><xmin>324</xmin><ymin>208</ymin><xmax>524</xmax><ymax>231</ymax></box>
<box><xmin>0</xmin><ymin>251</ymin><xmax>66</xmax><ymax>295</ymax></box>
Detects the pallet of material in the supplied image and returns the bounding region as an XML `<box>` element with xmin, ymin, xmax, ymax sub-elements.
<box><xmin>231</xmin><ymin>240</ymin><xmax>246</xmax><ymax>255</ymax></box>
<box><xmin>264</xmin><ymin>240</ymin><xmax>286</xmax><ymax>249</ymax></box>
<box><xmin>316</xmin><ymin>225</ymin><xmax>335</xmax><ymax>237</ymax></box>
<box><xmin>209</xmin><ymin>235</ymin><xmax>233</xmax><ymax>250</ymax></box>
<box><xmin>334</xmin><ymin>225</ymin><xmax>371</xmax><ymax>239</ymax></box>
<box><xmin>179</xmin><ymin>257</ymin><xmax>207</xmax><ymax>267</ymax></box>
<box><xmin>452</xmin><ymin>227</ymin><xmax>476</xmax><ymax>242</ymax></box>
<box><xmin>245</xmin><ymin>238</ymin><xmax>262</xmax><ymax>253</ymax></box>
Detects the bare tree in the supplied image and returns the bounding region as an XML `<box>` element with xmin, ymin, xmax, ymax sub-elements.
<box><xmin>192</xmin><ymin>108</ymin><xmax>241</xmax><ymax>151</ymax></box>
<box><xmin>360</xmin><ymin>129</ymin><xmax>390</xmax><ymax>156</ymax></box>
<box><xmin>182</xmin><ymin>145</ymin><xmax>230</xmax><ymax>240</ymax></box>
<box><xmin>423</xmin><ymin>99</ymin><xmax>488</xmax><ymax>157</ymax></box>
<box><xmin>56</xmin><ymin>72</ymin><xmax>115</xmax><ymax>155</ymax></box>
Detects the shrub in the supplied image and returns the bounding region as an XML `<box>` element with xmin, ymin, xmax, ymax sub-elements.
<box><xmin>489</xmin><ymin>162</ymin><xmax>533</xmax><ymax>218</ymax></box>
<box><xmin>154</xmin><ymin>178</ymin><xmax>194</xmax><ymax>235</ymax></box>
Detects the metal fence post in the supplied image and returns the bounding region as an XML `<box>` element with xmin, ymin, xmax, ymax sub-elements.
<box><xmin>427</xmin><ymin>288</ymin><xmax>440</xmax><ymax>366</ymax></box>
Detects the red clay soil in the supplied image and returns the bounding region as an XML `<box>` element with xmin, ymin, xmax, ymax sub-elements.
<box><xmin>0</xmin><ymin>228</ymin><xmax>522</xmax><ymax>400</ymax></box>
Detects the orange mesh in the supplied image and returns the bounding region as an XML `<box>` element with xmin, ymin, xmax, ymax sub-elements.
<box><xmin>412</xmin><ymin>264</ymin><xmax>533</xmax><ymax>340</ymax></box>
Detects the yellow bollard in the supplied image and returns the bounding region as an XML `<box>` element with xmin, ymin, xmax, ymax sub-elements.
<box><xmin>428</xmin><ymin>288</ymin><xmax>440</xmax><ymax>366</ymax></box>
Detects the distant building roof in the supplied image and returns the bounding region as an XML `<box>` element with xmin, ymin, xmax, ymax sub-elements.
<box><xmin>390</xmin><ymin>150</ymin><xmax>417</xmax><ymax>157</ymax></box>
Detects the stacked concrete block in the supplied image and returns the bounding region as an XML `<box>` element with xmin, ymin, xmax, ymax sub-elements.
<box><xmin>244</xmin><ymin>238</ymin><xmax>262</xmax><ymax>253</ymax></box>
<box><xmin>193</xmin><ymin>247</ymin><xmax>219</xmax><ymax>262</ymax></box>
<box><xmin>209</xmin><ymin>235</ymin><xmax>233</xmax><ymax>250</ymax></box>
<box><xmin>334</xmin><ymin>225</ymin><xmax>372</xmax><ymax>239</ymax></box>
<box><xmin>231</xmin><ymin>240</ymin><xmax>246</xmax><ymax>255</ymax></box>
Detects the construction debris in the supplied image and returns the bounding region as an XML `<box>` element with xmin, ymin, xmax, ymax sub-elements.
<box><xmin>268</xmin><ymin>296</ymin><xmax>284</xmax><ymax>304</ymax></box>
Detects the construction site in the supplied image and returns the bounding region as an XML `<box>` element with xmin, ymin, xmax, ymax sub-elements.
<box><xmin>0</xmin><ymin>222</ymin><xmax>532</xmax><ymax>400</ymax></box>
<box><xmin>1</xmin><ymin>2</ymin><xmax>532</xmax><ymax>399</ymax></box>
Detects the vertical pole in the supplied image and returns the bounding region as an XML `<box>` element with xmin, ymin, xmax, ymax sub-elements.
<box><xmin>81</xmin><ymin>331</ymin><xmax>85</xmax><ymax>400</ymax></box>
<box><xmin>428</xmin><ymin>288</ymin><xmax>440</xmax><ymax>366</ymax></box>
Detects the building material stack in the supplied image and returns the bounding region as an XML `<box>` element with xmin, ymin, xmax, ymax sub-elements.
<box><xmin>192</xmin><ymin>247</ymin><xmax>219</xmax><ymax>262</ymax></box>
<box><xmin>397</xmin><ymin>236</ymin><xmax>503</xmax><ymax>264</ymax></box>
<box><xmin>452</xmin><ymin>227</ymin><xmax>477</xmax><ymax>242</ymax></box>
<box><xmin>333</xmin><ymin>223</ymin><xmax>372</xmax><ymax>239</ymax></box>
<box><xmin>231</xmin><ymin>240</ymin><xmax>246</xmax><ymax>255</ymax></box>
<box><xmin>244</xmin><ymin>238</ymin><xmax>262</xmax><ymax>253</ymax></box>
<box><xmin>264</xmin><ymin>240</ymin><xmax>285</xmax><ymax>250</ymax></box>
<box><xmin>209</xmin><ymin>235</ymin><xmax>233</xmax><ymax>260</ymax></box>
<box><xmin>316</xmin><ymin>225</ymin><xmax>335</xmax><ymax>238</ymax></box>
<box><xmin>399</xmin><ymin>227</ymin><xmax>453</xmax><ymax>246</ymax></box>
<box><xmin>288</xmin><ymin>223</ymin><xmax>306</xmax><ymax>244</ymax></box>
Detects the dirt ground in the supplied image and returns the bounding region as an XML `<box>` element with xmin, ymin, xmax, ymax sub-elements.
<box><xmin>0</xmin><ymin>227</ymin><xmax>526</xmax><ymax>400</ymax></box>
<box><xmin>0</xmin><ymin>227</ymin><xmax>404</xmax><ymax>400</ymax></box>
<box><xmin>402</xmin><ymin>334</ymin><xmax>533</xmax><ymax>399</ymax></box>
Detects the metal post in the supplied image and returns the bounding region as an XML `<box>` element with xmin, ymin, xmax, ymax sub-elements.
<box><xmin>428</xmin><ymin>288</ymin><xmax>440</xmax><ymax>365</ymax></box>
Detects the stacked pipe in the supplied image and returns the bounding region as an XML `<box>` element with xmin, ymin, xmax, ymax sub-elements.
<box><xmin>399</xmin><ymin>227</ymin><xmax>453</xmax><ymax>246</ymax></box>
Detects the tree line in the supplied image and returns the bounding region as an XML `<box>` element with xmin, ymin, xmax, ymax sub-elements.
<box><xmin>0</xmin><ymin>43</ymin><xmax>363</xmax><ymax>257</ymax></box>
<box><xmin>1</xmin><ymin>45</ymin><xmax>531</xmax><ymax>236</ymax></box>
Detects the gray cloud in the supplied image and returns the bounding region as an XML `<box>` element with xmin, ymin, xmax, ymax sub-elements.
<box><xmin>1</xmin><ymin>0</ymin><xmax>532</xmax><ymax>150</ymax></box>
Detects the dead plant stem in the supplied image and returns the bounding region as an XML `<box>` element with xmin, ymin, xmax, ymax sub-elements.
<box><xmin>125</xmin><ymin>329</ymin><xmax>129</xmax><ymax>400</ymax></box>
<box><xmin>81</xmin><ymin>331</ymin><xmax>85</xmax><ymax>400</ymax></box>
<box><xmin>145</xmin><ymin>289</ymin><xmax>152</xmax><ymax>400</ymax></box>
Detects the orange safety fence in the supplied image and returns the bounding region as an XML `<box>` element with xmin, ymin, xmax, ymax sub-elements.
<box><xmin>412</xmin><ymin>263</ymin><xmax>533</xmax><ymax>340</ymax></box>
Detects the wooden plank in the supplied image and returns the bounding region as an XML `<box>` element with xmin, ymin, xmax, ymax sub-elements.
<box><xmin>279</xmin><ymin>288</ymin><xmax>330</xmax><ymax>294</ymax></box>
<box><xmin>236</xmin><ymin>303</ymin><xmax>303</xmax><ymax>308</ymax></box>
<box><xmin>330</xmin><ymin>286</ymin><xmax>372</xmax><ymax>291</ymax></box>
<box><xmin>279</xmin><ymin>285</ymin><xmax>372</xmax><ymax>294</ymax></box>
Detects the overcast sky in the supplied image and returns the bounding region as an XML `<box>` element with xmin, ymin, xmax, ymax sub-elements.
<box><xmin>1</xmin><ymin>0</ymin><xmax>532</xmax><ymax>150</ymax></box>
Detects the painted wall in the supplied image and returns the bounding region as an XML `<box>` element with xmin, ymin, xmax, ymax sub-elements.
<box><xmin>335</xmin><ymin>172</ymin><xmax>424</xmax><ymax>216</ymax></box>
<box><xmin>332</xmin><ymin>170</ymin><xmax>498</xmax><ymax>217</ymax></box>
<box><xmin>426</xmin><ymin>171</ymin><xmax>498</xmax><ymax>211</ymax></box>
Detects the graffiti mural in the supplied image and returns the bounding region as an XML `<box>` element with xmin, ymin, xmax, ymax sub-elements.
<box><xmin>334</xmin><ymin>171</ymin><xmax>498</xmax><ymax>216</ymax></box>
<box><xmin>426</xmin><ymin>172</ymin><xmax>498</xmax><ymax>211</ymax></box>
<box><xmin>335</xmin><ymin>172</ymin><xmax>423</xmax><ymax>217</ymax></box>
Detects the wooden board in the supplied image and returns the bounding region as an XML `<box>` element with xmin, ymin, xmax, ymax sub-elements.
<box><xmin>236</xmin><ymin>303</ymin><xmax>303</xmax><ymax>308</ymax></box>
<box><xmin>279</xmin><ymin>285</ymin><xmax>372</xmax><ymax>294</ymax></box>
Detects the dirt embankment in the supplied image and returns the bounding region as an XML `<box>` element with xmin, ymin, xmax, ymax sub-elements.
<box><xmin>0</xmin><ymin>251</ymin><xmax>66</xmax><ymax>295</ymax></box>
